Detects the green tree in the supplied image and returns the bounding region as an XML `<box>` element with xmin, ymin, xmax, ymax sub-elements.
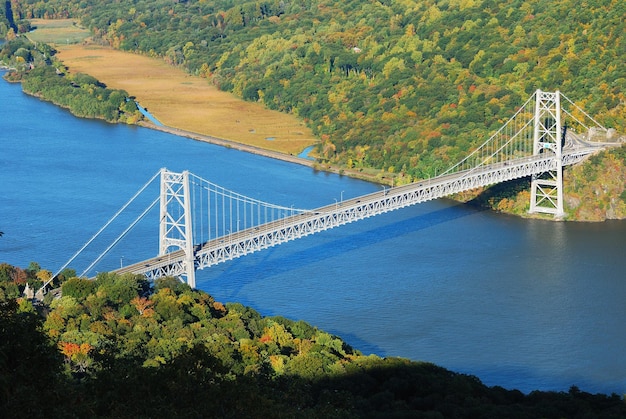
<box><xmin>61</xmin><ymin>277</ymin><xmax>97</xmax><ymax>301</ymax></box>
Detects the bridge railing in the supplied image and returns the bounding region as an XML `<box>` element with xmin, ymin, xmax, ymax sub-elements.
<box><xmin>110</xmin><ymin>139</ymin><xmax>609</xmax><ymax>282</ymax></box>
<box><xmin>48</xmin><ymin>90</ymin><xmax>622</xmax><ymax>289</ymax></box>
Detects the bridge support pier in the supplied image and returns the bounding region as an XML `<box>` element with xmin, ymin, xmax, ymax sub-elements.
<box><xmin>159</xmin><ymin>169</ymin><xmax>196</xmax><ymax>288</ymax></box>
<box><xmin>529</xmin><ymin>90</ymin><xmax>565</xmax><ymax>217</ymax></box>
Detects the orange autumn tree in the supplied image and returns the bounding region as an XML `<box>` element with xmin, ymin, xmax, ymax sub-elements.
<box><xmin>59</xmin><ymin>342</ymin><xmax>93</xmax><ymax>373</ymax></box>
<box><xmin>130</xmin><ymin>296</ymin><xmax>154</xmax><ymax>316</ymax></box>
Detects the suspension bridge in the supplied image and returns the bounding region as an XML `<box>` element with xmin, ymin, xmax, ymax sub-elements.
<box><xmin>41</xmin><ymin>90</ymin><xmax>622</xmax><ymax>291</ymax></box>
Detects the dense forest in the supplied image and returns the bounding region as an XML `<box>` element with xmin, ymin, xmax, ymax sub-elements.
<box><xmin>2</xmin><ymin>263</ymin><xmax>626</xmax><ymax>417</ymax></box>
<box><xmin>2</xmin><ymin>0</ymin><xmax>624</xmax><ymax>182</ymax></box>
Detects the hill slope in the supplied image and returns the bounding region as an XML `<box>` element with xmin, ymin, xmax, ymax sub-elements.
<box><xmin>6</xmin><ymin>0</ymin><xmax>625</xmax><ymax>183</ymax></box>
<box><xmin>2</xmin><ymin>266</ymin><xmax>626</xmax><ymax>417</ymax></box>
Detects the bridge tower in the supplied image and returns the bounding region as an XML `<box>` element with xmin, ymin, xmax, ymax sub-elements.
<box><xmin>529</xmin><ymin>90</ymin><xmax>565</xmax><ymax>217</ymax></box>
<box><xmin>159</xmin><ymin>169</ymin><xmax>196</xmax><ymax>288</ymax></box>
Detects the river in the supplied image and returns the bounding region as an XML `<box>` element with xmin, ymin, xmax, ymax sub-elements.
<box><xmin>1</xmin><ymin>74</ymin><xmax>625</xmax><ymax>395</ymax></box>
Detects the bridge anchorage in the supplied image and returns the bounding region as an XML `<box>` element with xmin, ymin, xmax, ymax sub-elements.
<box><xmin>40</xmin><ymin>89</ymin><xmax>621</xmax><ymax>291</ymax></box>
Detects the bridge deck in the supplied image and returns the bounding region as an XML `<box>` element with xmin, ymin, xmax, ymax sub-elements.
<box><xmin>113</xmin><ymin>143</ymin><xmax>609</xmax><ymax>281</ymax></box>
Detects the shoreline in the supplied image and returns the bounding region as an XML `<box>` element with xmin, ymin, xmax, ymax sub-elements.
<box><xmin>54</xmin><ymin>43</ymin><xmax>320</xmax><ymax>156</ymax></box>
<box><xmin>139</xmin><ymin>121</ymin><xmax>390</xmax><ymax>185</ymax></box>
<box><xmin>5</xmin><ymin>62</ymin><xmax>385</xmax><ymax>185</ymax></box>
<box><xmin>10</xmin><ymin>39</ymin><xmax>390</xmax><ymax>185</ymax></box>
<box><xmin>139</xmin><ymin>121</ymin><xmax>317</xmax><ymax>169</ymax></box>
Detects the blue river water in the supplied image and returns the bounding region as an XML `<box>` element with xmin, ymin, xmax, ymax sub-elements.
<box><xmin>1</xmin><ymin>74</ymin><xmax>626</xmax><ymax>395</ymax></box>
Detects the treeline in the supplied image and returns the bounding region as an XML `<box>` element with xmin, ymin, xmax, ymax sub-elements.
<box><xmin>6</xmin><ymin>0</ymin><xmax>626</xmax><ymax>182</ymax></box>
<box><xmin>1</xmin><ymin>0</ymin><xmax>29</xmax><ymax>37</ymax></box>
<box><xmin>0</xmin><ymin>37</ymin><xmax>142</xmax><ymax>123</ymax></box>
<box><xmin>2</xmin><ymin>263</ymin><xmax>626</xmax><ymax>418</ymax></box>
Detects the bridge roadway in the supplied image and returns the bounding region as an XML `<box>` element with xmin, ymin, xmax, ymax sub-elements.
<box><xmin>113</xmin><ymin>143</ymin><xmax>607</xmax><ymax>281</ymax></box>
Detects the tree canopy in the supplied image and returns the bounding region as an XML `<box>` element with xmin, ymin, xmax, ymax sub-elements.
<box><xmin>1</xmin><ymin>263</ymin><xmax>626</xmax><ymax>417</ymax></box>
<box><xmin>5</xmin><ymin>0</ymin><xmax>624</xmax><ymax>183</ymax></box>
<box><xmin>0</xmin><ymin>36</ymin><xmax>142</xmax><ymax>123</ymax></box>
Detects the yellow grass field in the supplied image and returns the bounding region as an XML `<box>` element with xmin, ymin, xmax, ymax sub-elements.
<box><xmin>56</xmin><ymin>44</ymin><xmax>318</xmax><ymax>155</ymax></box>
<box><xmin>29</xmin><ymin>19</ymin><xmax>318</xmax><ymax>155</ymax></box>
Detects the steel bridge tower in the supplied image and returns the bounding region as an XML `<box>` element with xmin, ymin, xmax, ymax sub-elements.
<box><xmin>159</xmin><ymin>169</ymin><xmax>196</xmax><ymax>288</ymax></box>
<box><xmin>529</xmin><ymin>90</ymin><xmax>564</xmax><ymax>216</ymax></box>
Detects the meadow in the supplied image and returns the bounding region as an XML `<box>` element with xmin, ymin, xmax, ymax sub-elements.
<box><xmin>27</xmin><ymin>18</ymin><xmax>90</xmax><ymax>45</ymax></box>
<box><xmin>28</xmin><ymin>19</ymin><xmax>318</xmax><ymax>156</ymax></box>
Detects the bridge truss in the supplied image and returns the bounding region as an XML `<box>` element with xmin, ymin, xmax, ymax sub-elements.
<box><xmin>41</xmin><ymin>90</ymin><xmax>620</xmax><ymax>291</ymax></box>
<box><xmin>155</xmin><ymin>169</ymin><xmax>308</xmax><ymax>287</ymax></box>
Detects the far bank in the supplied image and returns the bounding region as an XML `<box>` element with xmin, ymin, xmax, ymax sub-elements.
<box><xmin>3</xmin><ymin>36</ymin><xmax>625</xmax><ymax>220</ymax></box>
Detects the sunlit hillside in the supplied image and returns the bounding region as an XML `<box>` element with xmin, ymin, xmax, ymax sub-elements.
<box><xmin>9</xmin><ymin>0</ymin><xmax>623</xmax><ymax>182</ymax></box>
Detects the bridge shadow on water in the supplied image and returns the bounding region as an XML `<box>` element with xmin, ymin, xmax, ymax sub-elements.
<box><xmin>198</xmin><ymin>201</ymin><xmax>485</xmax><ymax>355</ymax></box>
<box><xmin>205</xmin><ymin>200</ymin><xmax>483</xmax><ymax>287</ymax></box>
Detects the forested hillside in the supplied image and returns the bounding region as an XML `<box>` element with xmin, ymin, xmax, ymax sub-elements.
<box><xmin>5</xmin><ymin>0</ymin><xmax>625</xmax><ymax>182</ymax></box>
<box><xmin>2</xmin><ymin>263</ymin><xmax>626</xmax><ymax>417</ymax></box>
